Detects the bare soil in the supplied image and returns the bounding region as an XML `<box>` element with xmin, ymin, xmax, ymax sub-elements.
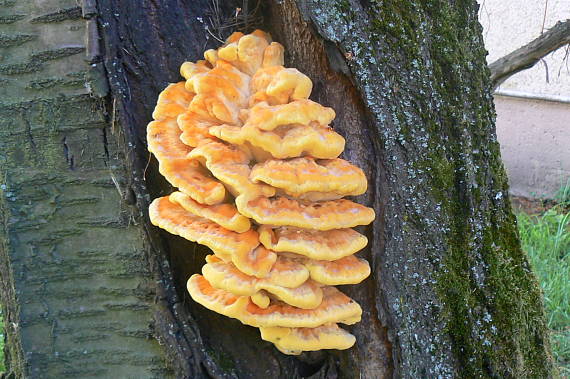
<box><xmin>511</xmin><ymin>196</ymin><xmax>570</xmax><ymax>215</ymax></box>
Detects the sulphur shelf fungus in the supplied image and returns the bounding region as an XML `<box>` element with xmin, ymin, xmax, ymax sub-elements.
<box><xmin>147</xmin><ymin>29</ymin><xmax>375</xmax><ymax>355</ymax></box>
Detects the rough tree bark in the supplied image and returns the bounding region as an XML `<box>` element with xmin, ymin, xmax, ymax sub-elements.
<box><xmin>0</xmin><ymin>0</ymin><xmax>555</xmax><ymax>378</ymax></box>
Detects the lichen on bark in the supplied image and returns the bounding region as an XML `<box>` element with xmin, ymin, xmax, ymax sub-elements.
<box><xmin>299</xmin><ymin>0</ymin><xmax>555</xmax><ymax>377</ymax></box>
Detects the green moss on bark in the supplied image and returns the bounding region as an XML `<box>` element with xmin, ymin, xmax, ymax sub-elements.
<box><xmin>304</xmin><ymin>0</ymin><xmax>555</xmax><ymax>377</ymax></box>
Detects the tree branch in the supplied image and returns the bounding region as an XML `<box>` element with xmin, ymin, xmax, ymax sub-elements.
<box><xmin>489</xmin><ymin>19</ymin><xmax>570</xmax><ymax>90</ymax></box>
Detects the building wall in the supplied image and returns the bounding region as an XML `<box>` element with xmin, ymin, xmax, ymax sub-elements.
<box><xmin>494</xmin><ymin>96</ymin><xmax>570</xmax><ymax>198</ymax></box>
<box><xmin>478</xmin><ymin>0</ymin><xmax>570</xmax><ymax>198</ymax></box>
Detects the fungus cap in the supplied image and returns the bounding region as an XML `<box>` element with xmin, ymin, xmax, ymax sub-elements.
<box><xmin>187</xmin><ymin>275</ymin><xmax>362</xmax><ymax>328</ymax></box>
<box><xmin>147</xmin><ymin>118</ymin><xmax>192</xmax><ymax>163</ymax></box>
<box><xmin>169</xmin><ymin>191</ymin><xmax>250</xmax><ymax>233</ymax></box>
<box><xmin>265</xmin><ymin>255</ymin><xmax>310</xmax><ymax>288</ymax></box>
<box><xmin>250</xmin><ymin>157</ymin><xmax>367</xmax><ymax>199</ymax></box>
<box><xmin>265</xmin><ymin>68</ymin><xmax>312</xmax><ymax>103</ymax></box>
<box><xmin>304</xmin><ymin>255</ymin><xmax>371</xmax><ymax>285</ymax></box>
<box><xmin>185</xmin><ymin>61</ymin><xmax>250</xmax><ymax>124</ymax></box>
<box><xmin>177</xmin><ymin>110</ymin><xmax>219</xmax><ymax>148</ymax></box>
<box><xmin>251</xmin><ymin>292</ymin><xmax>270</xmax><ymax>308</ymax></box>
<box><xmin>150</xmin><ymin>197</ymin><xmax>278</xmax><ymax>278</ymax></box>
<box><xmin>158</xmin><ymin>159</ymin><xmax>226</xmax><ymax>205</ymax></box>
<box><xmin>202</xmin><ymin>257</ymin><xmax>323</xmax><ymax>309</ymax></box>
<box><xmin>217</xmin><ymin>31</ymin><xmax>271</xmax><ymax>75</ymax></box>
<box><xmin>260</xmin><ymin>324</ymin><xmax>356</xmax><ymax>355</ymax></box>
<box><xmin>180</xmin><ymin>60</ymin><xmax>210</xmax><ymax>81</ymax></box>
<box><xmin>205</xmin><ymin>254</ymin><xmax>309</xmax><ymax>289</ymax></box>
<box><xmin>244</xmin><ymin>100</ymin><xmax>335</xmax><ymax>131</ymax></box>
<box><xmin>203</xmin><ymin>49</ymin><xmax>219</xmax><ymax>66</ymax></box>
<box><xmin>234</xmin><ymin>245</ymin><xmax>277</xmax><ymax>279</ymax></box>
<box><xmin>187</xmin><ymin>141</ymin><xmax>275</xmax><ymax>198</ymax></box>
<box><xmin>210</xmin><ymin>122</ymin><xmax>345</xmax><ymax>160</ymax></box>
<box><xmin>149</xmin><ymin>197</ymin><xmax>258</xmax><ymax>257</ymax></box>
<box><xmin>258</xmin><ymin>226</ymin><xmax>368</xmax><ymax>261</ymax></box>
<box><xmin>261</xmin><ymin>42</ymin><xmax>285</xmax><ymax>68</ymax></box>
<box><xmin>151</xmin><ymin>82</ymin><xmax>194</xmax><ymax>120</ymax></box>
<box><xmin>236</xmin><ymin>196</ymin><xmax>375</xmax><ymax>231</ymax></box>
<box><xmin>260</xmin><ymin>279</ymin><xmax>323</xmax><ymax>309</ymax></box>
<box><xmin>147</xmin><ymin>81</ymin><xmax>226</xmax><ymax>205</ymax></box>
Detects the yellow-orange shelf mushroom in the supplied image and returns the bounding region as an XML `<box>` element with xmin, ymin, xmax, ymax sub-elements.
<box><xmin>258</xmin><ymin>225</ymin><xmax>368</xmax><ymax>261</ymax></box>
<box><xmin>147</xmin><ymin>30</ymin><xmax>375</xmax><ymax>354</ymax></box>
<box><xmin>250</xmin><ymin>157</ymin><xmax>368</xmax><ymax>200</ymax></box>
<box><xmin>187</xmin><ymin>275</ymin><xmax>362</xmax><ymax>328</ymax></box>
<box><xmin>260</xmin><ymin>324</ymin><xmax>357</xmax><ymax>355</ymax></box>
<box><xmin>202</xmin><ymin>255</ymin><xmax>324</xmax><ymax>309</ymax></box>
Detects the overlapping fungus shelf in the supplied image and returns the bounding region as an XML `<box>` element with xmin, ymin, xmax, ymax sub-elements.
<box><xmin>147</xmin><ymin>30</ymin><xmax>375</xmax><ymax>355</ymax></box>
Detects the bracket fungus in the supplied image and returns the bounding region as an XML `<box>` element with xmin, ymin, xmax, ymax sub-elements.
<box><xmin>147</xmin><ymin>30</ymin><xmax>375</xmax><ymax>355</ymax></box>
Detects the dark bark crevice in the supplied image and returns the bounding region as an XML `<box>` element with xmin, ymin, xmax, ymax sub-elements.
<box><xmin>95</xmin><ymin>1</ymin><xmax>240</xmax><ymax>377</ymax></box>
<box><xmin>96</xmin><ymin>0</ymin><xmax>393</xmax><ymax>376</ymax></box>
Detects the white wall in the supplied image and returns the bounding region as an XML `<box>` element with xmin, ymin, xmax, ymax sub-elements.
<box><xmin>479</xmin><ymin>0</ymin><xmax>570</xmax><ymax>96</ymax></box>
<box><xmin>494</xmin><ymin>96</ymin><xmax>570</xmax><ymax>198</ymax></box>
<box><xmin>478</xmin><ymin>0</ymin><xmax>570</xmax><ymax>198</ymax></box>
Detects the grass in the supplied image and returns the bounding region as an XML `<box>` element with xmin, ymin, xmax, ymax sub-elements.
<box><xmin>516</xmin><ymin>195</ymin><xmax>570</xmax><ymax>376</ymax></box>
<box><xmin>0</xmin><ymin>311</ymin><xmax>4</xmax><ymax>372</ymax></box>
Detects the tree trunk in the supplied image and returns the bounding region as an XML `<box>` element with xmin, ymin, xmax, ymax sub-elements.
<box><xmin>0</xmin><ymin>0</ymin><xmax>555</xmax><ymax>378</ymax></box>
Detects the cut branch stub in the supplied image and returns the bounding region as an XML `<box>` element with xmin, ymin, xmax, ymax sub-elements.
<box><xmin>489</xmin><ymin>19</ymin><xmax>570</xmax><ymax>90</ymax></box>
<box><xmin>146</xmin><ymin>30</ymin><xmax>375</xmax><ymax>355</ymax></box>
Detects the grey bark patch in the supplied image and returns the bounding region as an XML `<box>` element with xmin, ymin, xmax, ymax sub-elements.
<box><xmin>0</xmin><ymin>15</ymin><xmax>25</xmax><ymax>24</ymax></box>
<box><xmin>0</xmin><ymin>0</ymin><xmax>17</xmax><ymax>7</ymax></box>
<box><xmin>30</xmin><ymin>47</ymin><xmax>86</xmax><ymax>62</ymax></box>
<box><xmin>0</xmin><ymin>32</ymin><xmax>35</xmax><ymax>47</ymax></box>
<box><xmin>29</xmin><ymin>6</ymin><xmax>82</xmax><ymax>24</ymax></box>
<box><xmin>0</xmin><ymin>2</ymin><xmax>173</xmax><ymax>378</ymax></box>
<box><xmin>27</xmin><ymin>77</ymin><xmax>84</xmax><ymax>90</ymax></box>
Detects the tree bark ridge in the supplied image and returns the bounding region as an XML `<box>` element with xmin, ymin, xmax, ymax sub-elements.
<box><xmin>288</xmin><ymin>0</ymin><xmax>555</xmax><ymax>377</ymax></box>
<box><xmin>265</xmin><ymin>2</ymin><xmax>393</xmax><ymax>377</ymax></box>
<box><xmin>0</xmin><ymin>0</ymin><xmax>172</xmax><ymax>377</ymax></box>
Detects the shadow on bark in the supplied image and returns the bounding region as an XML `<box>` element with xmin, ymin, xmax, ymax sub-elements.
<box><xmin>96</xmin><ymin>0</ymin><xmax>388</xmax><ymax>377</ymax></box>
